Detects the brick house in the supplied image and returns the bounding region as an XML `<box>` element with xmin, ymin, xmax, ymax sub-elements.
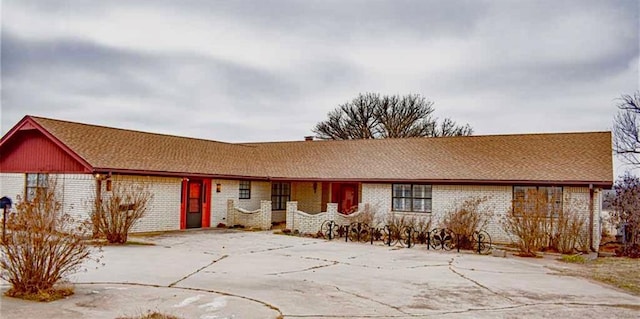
<box><xmin>0</xmin><ymin>115</ymin><xmax>612</xmax><ymax>249</ymax></box>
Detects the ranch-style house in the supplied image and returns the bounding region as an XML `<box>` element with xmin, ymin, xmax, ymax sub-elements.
<box><xmin>0</xmin><ymin>116</ymin><xmax>612</xmax><ymax>250</ymax></box>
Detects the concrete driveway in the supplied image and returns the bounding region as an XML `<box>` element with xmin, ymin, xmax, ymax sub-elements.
<box><xmin>1</xmin><ymin>229</ymin><xmax>639</xmax><ymax>319</ymax></box>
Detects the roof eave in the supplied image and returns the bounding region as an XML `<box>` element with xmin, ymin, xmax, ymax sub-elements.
<box><xmin>92</xmin><ymin>167</ymin><xmax>269</xmax><ymax>181</ymax></box>
<box><xmin>267</xmin><ymin>177</ymin><xmax>613</xmax><ymax>187</ymax></box>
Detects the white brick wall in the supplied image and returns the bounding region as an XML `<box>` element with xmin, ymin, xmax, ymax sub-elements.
<box><xmin>210</xmin><ymin>179</ymin><xmax>271</xmax><ymax>226</ymax></box>
<box><xmin>100</xmin><ymin>175</ymin><xmax>182</xmax><ymax>233</ymax></box>
<box><xmin>360</xmin><ymin>183</ymin><xmax>392</xmax><ymax>215</ymax></box>
<box><xmin>0</xmin><ymin>173</ymin><xmax>96</xmax><ymax>223</ymax></box>
<box><xmin>361</xmin><ymin>183</ymin><xmax>599</xmax><ymax>247</ymax></box>
<box><xmin>564</xmin><ymin>187</ymin><xmax>597</xmax><ymax>250</ymax></box>
<box><xmin>238</xmin><ymin>181</ymin><xmax>271</xmax><ymax>210</ymax></box>
<box><xmin>0</xmin><ymin>173</ymin><xmax>26</xmax><ymax>204</ymax></box>
<box><xmin>432</xmin><ymin>185</ymin><xmax>512</xmax><ymax>244</ymax></box>
<box><xmin>227</xmin><ymin>199</ymin><xmax>272</xmax><ymax>229</ymax></box>
<box><xmin>286</xmin><ymin>201</ymin><xmax>330</xmax><ymax>234</ymax></box>
<box><xmin>55</xmin><ymin>174</ymin><xmax>97</xmax><ymax>223</ymax></box>
<box><xmin>1</xmin><ymin>173</ymin><xmax>27</xmax><ymax>221</ymax></box>
<box><xmin>211</xmin><ymin>179</ymin><xmax>239</xmax><ymax>226</ymax></box>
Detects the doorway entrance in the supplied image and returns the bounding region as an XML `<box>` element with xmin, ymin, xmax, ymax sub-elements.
<box><xmin>331</xmin><ymin>183</ymin><xmax>359</xmax><ymax>214</ymax></box>
<box><xmin>186</xmin><ymin>180</ymin><xmax>203</xmax><ymax>228</ymax></box>
<box><xmin>180</xmin><ymin>178</ymin><xmax>211</xmax><ymax>229</ymax></box>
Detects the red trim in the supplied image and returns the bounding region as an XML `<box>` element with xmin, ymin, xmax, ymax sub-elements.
<box><xmin>202</xmin><ymin>179</ymin><xmax>212</xmax><ymax>228</ymax></box>
<box><xmin>180</xmin><ymin>179</ymin><xmax>187</xmax><ymax>230</ymax></box>
<box><xmin>1</xmin><ymin>116</ymin><xmax>94</xmax><ymax>173</ymax></box>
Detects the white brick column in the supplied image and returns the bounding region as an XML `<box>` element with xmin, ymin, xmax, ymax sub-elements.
<box><xmin>327</xmin><ymin>203</ymin><xmax>338</xmax><ymax>222</ymax></box>
<box><xmin>261</xmin><ymin>200</ymin><xmax>272</xmax><ymax>230</ymax></box>
<box><xmin>286</xmin><ymin>201</ymin><xmax>297</xmax><ymax>230</ymax></box>
<box><xmin>227</xmin><ymin>199</ymin><xmax>235</xmax><ymax>226</ymax></box>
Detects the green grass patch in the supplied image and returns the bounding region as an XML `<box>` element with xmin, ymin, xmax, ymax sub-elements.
<box><xmin>560</xmin><ymin>254</ymin><xmax>586</xmax><ymax>264</ymax></box>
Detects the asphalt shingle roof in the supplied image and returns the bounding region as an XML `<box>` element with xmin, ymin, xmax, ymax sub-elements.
<box><xmin>25</xmin><ymin>116</ymin><xmax>612</xmax><ymax>185</ymax></box>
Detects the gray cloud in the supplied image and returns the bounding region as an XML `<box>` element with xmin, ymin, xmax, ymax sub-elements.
<box><xmin>1</xmin><ymin>0</ymin><xmax>638</xmax><ymax>144</ymax></box>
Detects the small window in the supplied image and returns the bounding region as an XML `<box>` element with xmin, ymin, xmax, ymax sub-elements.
<box><xmin>239</xmin><ymin>180</ymin><xmax>251</xmax><ymax>199</ymax></box>
<box><xmin>271</xmin><ymin>182</ymin><xmax>290</xmax><ymax>210</ymax></box>
<box><xmin>392</xmin><ymin>184</ymin><xmax>431</xmax><ymax>213</ymax></box>
<box><xmin>26</xmin><ymin>173</ymin><xmax>48</xmax><ymax>202</ymax></box>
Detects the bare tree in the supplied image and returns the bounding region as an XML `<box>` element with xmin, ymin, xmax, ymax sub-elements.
<box><xmin>609</xmin><ymin>173</ymin><xmax>640</xmax><ymax>257</ymax></box>
<box><xmin>313</xmin><ymin>93</ymin><xmax>472</xmax><ymax>140</ymax></box>
<box><xmin>614</xmin><ymin>91</ymin><xmax>640</xmax><ymax>165</ymax></box>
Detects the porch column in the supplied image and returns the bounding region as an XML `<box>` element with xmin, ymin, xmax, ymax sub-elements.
<box><xmin>261</xmin><ymin>200</ymin><xmax>272</xmax><ymax>230</ymax></box>
<box><xmin>227</xmin><ymin>199</ymin><xmax>235</xmax><ymax>226</ymax></box>
<box><xmin>327</xmin><ymin>203</ymin><xmax>338</xmax><ymax>222</ymax></box>
<box><xmin>286</xmin><ymin>201</ymin><xmax>297</xmax><ymax>230</ymax></box>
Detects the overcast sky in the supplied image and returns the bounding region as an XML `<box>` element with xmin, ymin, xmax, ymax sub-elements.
<box><xmin>1</xmin><ymin>0</ymin><xmax>638</xmax><ymax>149</ymax></box>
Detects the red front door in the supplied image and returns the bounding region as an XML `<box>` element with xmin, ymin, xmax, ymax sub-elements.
<box><xmin>180</xmin><ymin>179</ymin><xmax>211</xmax><ymax>229</ymax></box>
<box><xmin>332</xmin><ymin>183</ymin><xmax>358</xmax><ymax>214</ymax></box>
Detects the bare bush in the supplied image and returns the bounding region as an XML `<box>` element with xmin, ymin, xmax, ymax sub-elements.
<box><xmin>503</xmin><ymin>188</ymin><xmax>591</xmax><ymax>256</ymax></box>
<box><xmin>442</xmin><ymin>197</ymin><xmax>493</xmax><ymax>249</ymax></box>
<box><xmin>0</xmin><ymin>179</ymin><xmax>100</xmax><ymax>301</ymax></box>
<box><xmin>503</xmin><ymin>189</ymin><xmax>556</xmax><ymax>256</ymax></box>
<box><xmin>345</xmin><ymin>203</ymin><xmax>374</xmax><ymax>226</ymax></box>
<box><xmin>91</xmin><ymin>180</ymin><xmax>153</xmax><ymax>244</ymax></box>
<box><xmin>608</xmin><ymin>173</ymin><xmax>640</xmax><ymax>257</ymax></box>
<box><xmin>550</xmin><ymin>198</ymin><xmax>588</xmax><ymax>254</ymax></box>
<box><xmin>384</xmin><ymin>212</ymin><xmax>431</xmax><ymax>241</ymax></box>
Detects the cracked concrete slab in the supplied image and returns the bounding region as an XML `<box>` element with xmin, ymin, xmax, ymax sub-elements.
<box><xmin>2</xmin><ymin>230</ymin><xmax>640</xmax><ymax>318</ymax></box>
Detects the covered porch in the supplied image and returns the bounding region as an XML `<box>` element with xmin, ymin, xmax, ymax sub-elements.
<box><xmin>271</xmin><ymin>181</ymin><xmax>361</xmax><ymax>223</ymax></box>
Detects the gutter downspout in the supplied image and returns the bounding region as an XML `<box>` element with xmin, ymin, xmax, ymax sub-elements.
<box><xmin>589</xmin><ymin>183</ymin><xmax>595</xmax><ymax>252</ymax></box>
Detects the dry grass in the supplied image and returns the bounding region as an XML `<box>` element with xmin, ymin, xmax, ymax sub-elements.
<box><xmin>117</xmin><ymin>311</ymin><xmax>181</xmax><ymax>319</ymax></box>
<box><xmin>5</xmin><ymin>286</ymin><xmax>74</xmax><ymax>302</ymax></box>
<box><xmin>557</xmin><ymin>257</ymin><xmax>640</xmax><ymax>296</ymax></box>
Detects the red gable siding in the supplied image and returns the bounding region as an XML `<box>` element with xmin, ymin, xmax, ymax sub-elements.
<box><xmin>0</xmin><ymin>129</ymin><xmax>89</xmax><ymax>173</ymax></box>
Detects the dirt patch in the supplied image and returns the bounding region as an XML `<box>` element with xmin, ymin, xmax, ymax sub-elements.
<box><xmin>553</xmin><ymin>257</ymin><xmax>640</xmax><ymax>296</ymax></box>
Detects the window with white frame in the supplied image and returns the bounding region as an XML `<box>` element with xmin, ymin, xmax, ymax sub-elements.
<box><xmin>392</xmin><ymin>184</ymin><xmax>432</xmax><ymax>212</ymax></box>
<box><xmin>239</xmin><ymin>180</ymin><xmax>251</xmax><ymax>199</ymax></box>
<box><xmin>26</xmin><ymin>173</ymin><xmax>48</xmax><ymax>202</ymax></box>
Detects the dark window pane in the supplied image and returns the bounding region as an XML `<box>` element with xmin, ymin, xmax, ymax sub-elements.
<box><xmin>239</xmin><ymin>181</ymin><xmax>251</xmax><ymax>199</ymax></box>
<box><xmin>413</xmin><ymin>185</ymin><xmax>431</xmax><ymax>198</ymax></box>
<box><xmin>393</xmin><ymin>184</ymin><xmax>411</xmax><ymax>197</ymax></box>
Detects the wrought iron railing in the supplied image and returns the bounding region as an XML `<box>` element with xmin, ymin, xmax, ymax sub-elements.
<box><xmin>319</xmin><ymin>221</ymin><xmax>492</xmax><ymax>254</ymax></box>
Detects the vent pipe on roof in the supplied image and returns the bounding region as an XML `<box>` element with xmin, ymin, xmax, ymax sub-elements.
<box><xmin>304</xmin><ymin>136</ymin><xmax>314</xmax><ymax>141</ymax></box>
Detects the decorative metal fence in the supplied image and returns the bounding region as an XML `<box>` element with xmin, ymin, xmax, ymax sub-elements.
<box><xmin>319</xmin><ymin>220</ymin><xmax>492</xmax><ymax>254</ymax></box>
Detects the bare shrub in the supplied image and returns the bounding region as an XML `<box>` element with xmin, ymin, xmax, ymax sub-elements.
<box><xmin>442</xmin><ymin>197</ymin><xmax>493</xmax><ymax>249</ymax></box>
<box><xmin>502</xmin><ymin>189</ymin><xmax>555</xmax><ymax>256</ymax></box>
<box><xmin>91</xmin><ymin>179</ymin><xmax>153</xmax><ymax>244</ymax></box>
<box><xmin>0</xmin><ymin>179</ymin><xmax>100</xmax><ymax>301</ymax></box>
<box><xmin>384</xmin><ymin>212</ymin><xmax>431</xmax><ymax>241</ymax></box>
<box><xmin>503</xmin><ymin>187</ymin><xmax>591</xmax><ymax>256</ymax></box>
<box><xmin>609</xmin><ymin>173</ymin><xmax>640</xmax><ymax>257</ymax></box>
<box><xmin>350</xmin><ymin>203</ymin><xmax>375</xmax><ymax>225</ymax></box>
<box><xmin>550</xmin><ymin>197</ymin><xmax>588</xmax><ymax>254</ymax></box>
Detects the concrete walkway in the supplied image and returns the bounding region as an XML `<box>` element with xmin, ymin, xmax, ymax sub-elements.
<box><xmin>1</xmin><ymin>229</ymin><xmax>639</xmax><ymax>318</ymax></box>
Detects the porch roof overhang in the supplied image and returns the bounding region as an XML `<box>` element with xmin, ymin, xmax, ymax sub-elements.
<box><xmin>256</xmin><ymin>176</ymin><xmax>613</xmax><ymax>188</ymax></box>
